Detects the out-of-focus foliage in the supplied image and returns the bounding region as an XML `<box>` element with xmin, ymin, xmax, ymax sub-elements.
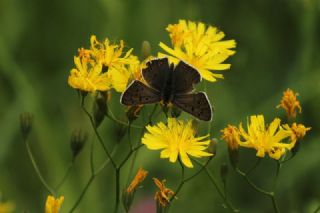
<box><xmin>0</xmin><ymin>0</ymin><xmax>319</xmax><ymax>212</ymax></box>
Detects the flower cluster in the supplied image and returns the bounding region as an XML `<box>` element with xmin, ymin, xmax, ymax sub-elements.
<box><xmin>68</xmin><ymin>35</ymin><xmax>140</xmax><ymax>93</ymax></box>
<box><xmin>159</xmin><ymin>19</ymin><xmax>236</xmax><ymax>82</ymax></box>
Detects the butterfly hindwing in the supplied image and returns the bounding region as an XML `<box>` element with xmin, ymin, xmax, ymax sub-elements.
<box><xmin>173</xmin><ymin>92</ymin><xmax>212</xmax><ymax>121</ymax></box>
<box><xmin>172</xmin><ymin>60</ymin><xmax>201</xmax><ymax>94</ymax></box>
<box><xmin>142</xmin><ymin>58</ymin><xmax>170</xmax><ymax>91</ymax></box>
<box><xmin>121</xmin><ymin>81</ymin><xmax>161</xmax><ymax>105</ymax></box>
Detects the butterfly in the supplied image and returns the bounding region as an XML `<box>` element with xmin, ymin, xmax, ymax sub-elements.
<box><xmin>120</xmin><ymin>58</ymin><xmax>212</xmax><ymax>121</ymax></box>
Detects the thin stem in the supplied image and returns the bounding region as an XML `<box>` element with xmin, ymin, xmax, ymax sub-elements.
<box><xmin>245</xmin><ymin>158</ymin><xmax>262</xmax><ymax>175</ymax></box>
<box><xmin>127</xmin><ymin>123</ymin><xmax>133</xmax><ymax>150</ymax></box>
<box><xmin>194</xmin><ymin>160</ymin><xmax>238</xmax><ymax>212</ymax></box>
<box><xmin>55</xmin><ymin>162</ymin><xmax>73</xmax><ymax>192</ymax></box>
<box><xmin>148</xmin><ymin>104</ymin><xmax>158</xmax><ymax>124</ymax></box>
<box><xmin>81</xmin><ymin>100</ymin><xmax>117</xmax><ymax>169</ymax></box>
<box><xmin>170</xmin><ymin>159</ymin><xmax>185</xmax><ymax>201</ymax></box>
<box><xmin>106</xmin><ymin>106</ymin><xmax>143</xmax><ymax>129</ymax></box>
<box><xmin>236</xmin><ymin>168</ymin><xmax>280</xmax><ymax>213</ymax></box>
<box><xmin>68</xmin><ymin>145</ymin><xmax>118</xmax><ymax>213</ymax></box>
<box><xmin>114</xmin><ymin>169</ymin><xmax>120</xmax><ymax>213</ymax></box>
<box><xmin>118</xmin><ymin>144</ymin><xmax>144</xmax><ymax>169</ymax></box>
<box><xmin>90</xmin><ymin>140</ymin><xmax>95</xmax><ymax>174</ymax></box>
<box><xmin>25</xmin><ymin>140</ymin><xmax>55</xmax><ymax>195</ymax></box>
<box><xmin>68</xmin><ymin>175</ymin><xmax>95</xmax><ymax>213</ymax></box>
<box><xmin>273</xmin><ymin>161</ymin><xmax>281</xmax><ymax>190</ymax></box>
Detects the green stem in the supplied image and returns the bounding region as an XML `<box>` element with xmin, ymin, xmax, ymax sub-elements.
<box><xmin>114</xmin><ymin>169</ymin><xmax>120</xmax><ymax>213</ymax></box>
<box><xmin>68</xmin><ymin>175</ymin><xmax>95</xmax><ymax>213</ymax></box>
<box><xmin>81</xmin><ymin>100</ymin><xmax>117</xmax><ymax>169</ymax></box>
<box><xmin>68</xmin><ymin>145</ymin><xmax>118</xmax><ymax>213</ymax></box>
<box><xmin>55</xmin><ymin>162</ymin><xmax>73</xmax><ymax>192</ymax></box>
<box><xmin>106</xmin><ymin>106</ymin><xmax>143</xmax><ymax>129</ymax></box>
<box><xmin>245</xmin><ymin>158</ymin><xmax>262</xmax><ymax>175</ymax></box>
<box><xmin>171</xmin><ymin>160</ymin><xmax>185</xmax><ymax>201</ymax></box>
<box><xmin>194</xmin><ymin>159</ymin><xmax>238</xmax><ymax>212</ymax></box>
<box><xmin>25</xmin><ymin>140</ymin><xmax>55</xmax><ymax>195</ymax></box>
<box><xmin>236</xmin><ymin>168</ymin><xmax>280</xmax><ymax>213</ymax></box>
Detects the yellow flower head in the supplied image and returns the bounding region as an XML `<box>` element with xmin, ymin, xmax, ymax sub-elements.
<box><xmin>238</xmin><ymin>115</ymin><xmax>293</xmax><ymax>160</ymax></box>
<box><xmin>142</xmin><ymin>118</ymin><xmax>213</xmax><ymax>168</ymax></box>
<box><xmin>68</xmin><ymin>35</ymin><xmax>139</xmax><ymax>93</ymax></box>
<box><xmin>159</xmin><ymin>19</ymin><xmax>236</xmax><ymax>82</ymax></box>
<box><xmin>0</xmin><ymin>201</ymin><xmax>15</xmax><ymax>213</ymax></box>
<box><xmin>221</xmin><ymin>125</ymin><xmax>240</xmax><ymax>150</ymax></box>
<box><xmin>45</xmin><ymin>195</ymin><xmax>64</xmax><ymax>213</ymax></box>
<box><xmin>277</xmin><ymin>88</ymin><xmax>302</xmax><ymax>119</ymax></box>
<box><xmin>68</xmin><ymin>56</ymin><xmax>110</xmax><ymax>92</ymax></box>
<box><xmin>153</xmin><ymin>178</ymin><xmax>174</xmax><ymax>207</ymax></box>
<box><xmin>126</xmin><ymin>168</ymin><xmax>148</xmax><ymax>194</ymax></box>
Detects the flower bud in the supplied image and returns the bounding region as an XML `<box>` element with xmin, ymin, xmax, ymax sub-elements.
<box><xmin>70</xmin><ymin>129</ymin><xmax>87</xmax><ymax>159</ymax></box>
<box><xmin>141</xmin><ymin>41</ymin><xmax>151</xmax><ymax>60</ymax></box>
<box><xmin>93</xmin><ymin>95</ymin><xmax>108</xmax><ymax>128</ymax></box>
<box><xmin>20</xmin><ymin>112</ymin><xmax>33</xmax><ymax>140</ymax></box>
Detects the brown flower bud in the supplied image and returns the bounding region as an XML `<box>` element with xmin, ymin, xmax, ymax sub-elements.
<box><xmin>20</xmin><ymin>112</ymin><xmax>33</xmax><ymax>140</ymax></box>
<box><xmin>70</xmin><ymin>129</ymin><xmax>87</xmax><ymax>159</ymax></box>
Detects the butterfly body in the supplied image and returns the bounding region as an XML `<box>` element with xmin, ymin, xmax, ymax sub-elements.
<box><xmin>121</xmin><ymin>58</ymin><xmax>212</xmax><ymax>121</ymax></box>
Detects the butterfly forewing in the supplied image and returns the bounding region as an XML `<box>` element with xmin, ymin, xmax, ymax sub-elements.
<box><xmin>172</xmin><ymin>60</ymin><xmax>201</xmax><ymax>94</ymax></box>
<box><xmin>173</xmin><ymin>92</ymin><xmax>212</xmax><ymax>121</ymax></box>
<box><xmin>142</xmin><ymin>58</ymin><xmax>170</xmax><ymax>91</ymax></box>
<box><xmin>121</xmin><ymin>81</ymin><xmax>161</xmax><ymax>105</ymax></box>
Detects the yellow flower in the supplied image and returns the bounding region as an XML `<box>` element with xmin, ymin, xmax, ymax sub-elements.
<box><xmin>45</xmin><ymin>195</ymin><xmax>64</xmax><ymax>213</ymax></box>
<box><xmin>142</xmin><ymin>118</ymin><xmax>213</xmax><ymax>168</ymax></box>
<box><xmin>127</xmin><ymin>168</ymin><xmax>148</xmax><ymax>193</ymax></box>
<box><xmin>153</xmin><ymin>178</ymin><xmax>174</xmax><ymax>207</ymax></box>
<box><xmin>238</xmin><ymin>115</ymin><xmax>294</xmax><ymax>160</ymax></box>
<box><xmin>68</xmin><ymin>56</ymin><xmax>111</xmax><ymax>92</ymax></box>
<box><xmin>68</xmin><ymin>35</ymin><xmax>139</xmax><ymax>93</ymax></box>
<box><xmin>221</xmin><ymin>125</ymin><xmax>240</xmax><ymax>150</ymax></box>
<box><xmin>277</xmin><ymin>88</ymin><xmax>302</xmax><ymax>119</ymax></box>
<box><xmin>0</xmin><ymin>201</ymin><xmax>15</xmax><ymax>213</ymax></box>
<box><xmin>159</xmin><ymin>19</ymin><xmax>236</xmax><ymax>82</ymax></box>
<box><xmin>90</xmin><ymin>36</ymin><xmax>139</xmax><ymax>92</ymax></box>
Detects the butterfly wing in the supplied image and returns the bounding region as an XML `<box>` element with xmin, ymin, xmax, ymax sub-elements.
<box><xmin>121</xmin><ymin>81</ymin><xmax>161</xmax><ymax>105</ymax></box>
<box><xmin>173</xmin><ymin>60</ymin><xmax>201</xmax><ymax>94</ymax></box>
<box><xmin>172</xmin><ymin>92</ymin><xmax>212</xmax><ymax>121</ymax></box>
<box><xmin>142</xmin><ymin>58</ymin><xmax>170</xmax><ymax>91</ymax></box>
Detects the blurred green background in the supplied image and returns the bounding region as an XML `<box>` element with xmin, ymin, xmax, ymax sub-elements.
<box><xmin>0</xmin><ymin>0</ymin><xmax>320</xmax><ymax>212</ymax></box>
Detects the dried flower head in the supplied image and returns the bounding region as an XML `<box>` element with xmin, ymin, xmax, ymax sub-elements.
<box><xmin>127</xmin><ymin>168</ymin><xmax>148</xmax><ymax>193</ymax></box>
<box><xmin>221</xmin><ymin>125</ymin><xmax>240</xmax><ymax>150</ymax></box>
<box><xmin>153</xmin><ymin>178</ymin><xmax>175</xmax><ymax>207</ymax></box>
<box><xmin>277</xmin><ymin>88</ymin><xmax>302</xmax><ymax>119</ymax></box>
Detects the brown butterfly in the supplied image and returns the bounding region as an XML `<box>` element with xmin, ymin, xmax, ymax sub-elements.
<box><xmin>120</xmin><ymin>58</ymin><xmax>212</xmax><ymax>121</ymax></box>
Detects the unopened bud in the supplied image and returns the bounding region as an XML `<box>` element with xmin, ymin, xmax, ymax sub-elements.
<box><xmin>20</xmin><ymin>112</ymin><xmax>33</xmax><ymax>140</ymax></box>
<box><xmin>93</xmin><ymin>95</ymin><xmax>108</xmax><ymax>128</ymax></box>
<box><xmin>220</xmin><ymin>163</ymin><xmax>229</xmax><ymax>185</ymax></box>
<box><xmin>70</xmin><ymin>129</ymin><xmax>87</xmax><ymax>159</ymax></box>
<box><xmin>126</xmin><ymin>105</ymin><xmax>143</xmax><ymax>123</ymax></box>
<box><xmin>208</xmin><ymin>138</ymin><xmax>218</xmax><ymax>157</ymax></box>
<box><xmin>141</xmin><ymin>41</ymin><xmax>151</xmax><ymax>60</ymax></box>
